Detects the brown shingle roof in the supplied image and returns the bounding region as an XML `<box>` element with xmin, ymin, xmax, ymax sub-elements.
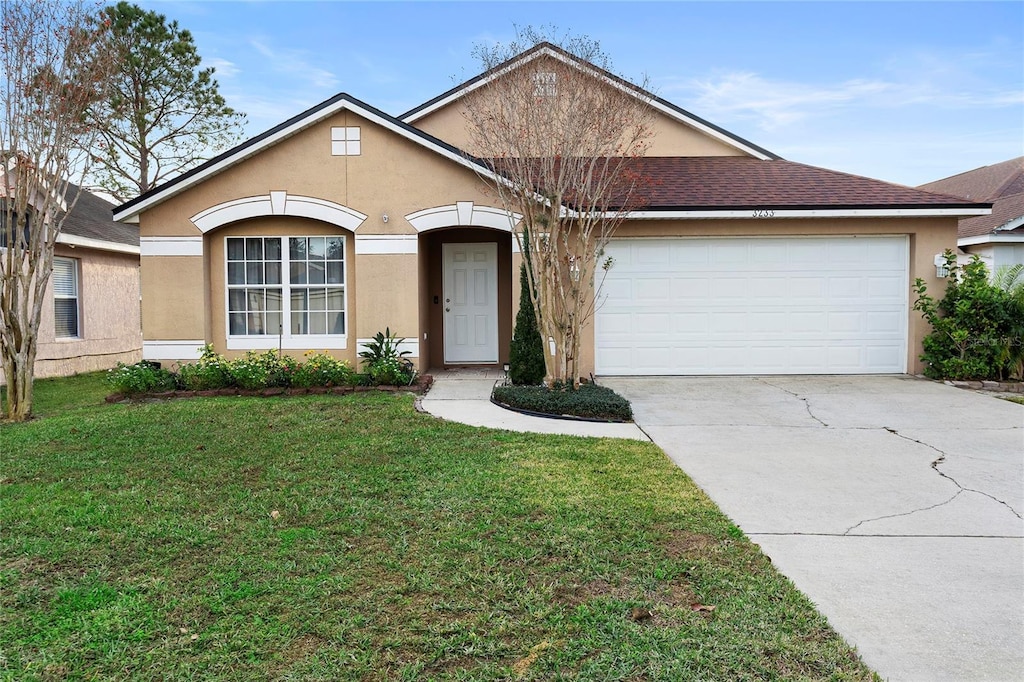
<box><xmin>918</xmin><ymin>158</ymin><xmax>1023</xmax><ymax>238</ymax></box>
<box><xmin>627</xmin><ymin>157</ymin><xmax>982</xmax><ymax>210</ymax></box>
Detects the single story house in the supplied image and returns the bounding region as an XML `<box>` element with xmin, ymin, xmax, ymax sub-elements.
<box><xmin>1</xmin><ymin>180</ymin><xmax>141</xmax><ymax>381</ymax></box>
<box><xmin>113</xmin><ymin>43</ymin><xmax>990</xmax><ymax>377</ymax></box>
<box><xmin>919</xmin><ymin>157</ymin><xmax>1024</xmax><ymax>275</ymax></box>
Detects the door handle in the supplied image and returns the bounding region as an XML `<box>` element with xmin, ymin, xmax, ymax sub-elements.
<box><xmin>445</xmin><ymin>307</ymin><xmax>450</xmax><ymax>312</ymax></box>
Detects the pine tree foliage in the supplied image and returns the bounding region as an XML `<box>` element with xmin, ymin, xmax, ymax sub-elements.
<box><xmin>90</xmin><ymin>2</ymin><xmax>245</xmax><ymax>201</ymax></box>
<box><xmin>510</xmin><ymin>261</ymin><xmax>546</xmax><ymax>385</ymax></box>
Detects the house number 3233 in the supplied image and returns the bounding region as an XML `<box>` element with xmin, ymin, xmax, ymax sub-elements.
<box><xmin>752</xmin><ymin>209</ymin><xmax>776</xmax><ymax>218</ymax></box>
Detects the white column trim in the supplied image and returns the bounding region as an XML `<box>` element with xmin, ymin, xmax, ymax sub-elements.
<box><xmin>140</xmin><ymin>236</ymin><xmax>204</xmax><ymax>256</ymax></box>
<box><xmin>143</xmin><ymin>340</ymin><xmax>205</xmax><ymax>360</ymax></box>
<box><xmin>354</xmin><ymin>234</ymin><xmax>419</xmax><ymax>255</ymax></box>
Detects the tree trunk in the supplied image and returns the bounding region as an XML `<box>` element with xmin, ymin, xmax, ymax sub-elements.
<box><xmin>2</xmin><ymin>341</ymin><xmax>35</xmax><ymax>421</ymax></box>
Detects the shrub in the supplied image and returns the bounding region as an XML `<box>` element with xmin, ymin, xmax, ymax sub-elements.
<box><xmin>509</xmin><ymin>261</ymin><xmax>546</xmax><ymax>385</ymax></box>
<box><xmin>227</xmin><ymin>350</ymin><xmax>299</xmax><ymax>389</ymax></box>
<box><xmin>359</xmin><ymin>328</ymin><xmax>415</xmax><ymax>386</ymax></box>
<box><xmin>492</xmin><ymin>382</ymin><xmax>632</xmax><ymax>421</ymax></box>
<box><xmin>107</xmin><ymin>361</ymin><xmax>178</xmax><ymax>395</ymax></box>
<box><xmin>177</xmin><ymin>344</ymin><xmax>233</xmax><ymax>390</ymax></box>
<box><xmin>914</xmin><ymin>253</ymin><xmax>1024</xmax><ymax>380</ymax></box>
<box><xmin>291</xmin><ymin>352</ymin><xmax>357</xmax><ymax>387</ymax></box>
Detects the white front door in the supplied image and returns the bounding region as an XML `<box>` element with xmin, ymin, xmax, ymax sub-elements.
<box><xmin>443</xmin><ymin>242</ymin><xmax>498</xmax><ymax>364</ymax></box>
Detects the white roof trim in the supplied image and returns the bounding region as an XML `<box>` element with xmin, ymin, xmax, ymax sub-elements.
<box><xmin>401</xmin><ymin>45</ymin><xmax>773</xmax><ymax>161</ymax></box>
<box><xmin>57</xmin><ymin>232</ymin><xmax>139</xmax><ymax>255</ymax></box>
<box><xmin>113</xmin><ymin>97</ymin><xmax>510</xmax><ymax>223</ymax></box>
<box><xmin>958</xmin><ymin>233</ymin><xmax>1024</xmax><ymax>247</ymax></box>
<box><xmin>994</xmin><ymin>215</ymin><xmax>1024</xmax><ymax>232</ymax></box>
<box><xmin>610</xmin><ymin>207</ymin><xmax>993</xmax><ymax>220</ymax></box>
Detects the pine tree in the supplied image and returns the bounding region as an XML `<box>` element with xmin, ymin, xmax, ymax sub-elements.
<box><xmin>510</xmin><ymin>260</ymin><xmax>546</xmax><ymax>385</ymax></box>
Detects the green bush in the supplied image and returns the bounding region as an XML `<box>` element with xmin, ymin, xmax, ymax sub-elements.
<box><xmin>359</xmin><ymin>328</ymin><xmax>415</xmax><ymax>386</ymax></box>
<box><xmin>914</xmin><ymin>253</ymin><xmax>1024</xmax><ymax>380</ymax></box>
<box><xmin>492</xmin><ymin>382</ymin><xmax>632</xmax><ymax>421</ymax></box>
<box><xmin>291</xmin><ymin>352</ymin><xmax>358</xmax><ymax>387</ymax></box>
<box><xmin>227</xmin><ymin>350</ymin><xmax>299</xmax><ymax>389</ymax></box>
<box><xmin>107</xmin><ymin>361</ymin><xmax>178</xmax><ymax>395</ymax></box>
<box><xmin>509</xmin><ymin>261</ymin><xmax>546</xmax><ymax>385</ymax></box>
<box><xmin>177</xmin><ymin>345</ymin><xmax>233</xmax><ymax>390</ymax></box>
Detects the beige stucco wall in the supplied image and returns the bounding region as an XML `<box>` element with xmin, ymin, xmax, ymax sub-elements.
<box><xmin>138</xmin><ymin>109</ymin><xmax>504</xmax><ymax>368</ymax></box>
<box><xmin>19</xmin><ymin>245</ymin><xmax>141</xmax><ymax>380</ymax></box>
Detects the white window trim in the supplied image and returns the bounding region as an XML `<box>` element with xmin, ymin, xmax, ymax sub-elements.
<box><xmin>331</xmin><ymin>126</ymin><xmax>361</xmax><ymax>156</ymax></box>
<box><xmin>52</xmin><ymin>256</ymin><xmax>80</xmax><ymax>339</ymax></box>
<box><xmin>224</xmin><ymin>235</ymin><xmax>348</xmax><ymax>350</ymax></box>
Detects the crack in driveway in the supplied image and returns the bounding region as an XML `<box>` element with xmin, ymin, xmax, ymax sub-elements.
<box><xmin>754</xmin><ymin>378</ymin><xmax>829</xmax><ymax>427</ymax></box>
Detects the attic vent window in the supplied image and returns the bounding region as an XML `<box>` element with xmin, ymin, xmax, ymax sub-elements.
<box><xmin>533</xmin><ymin>72</ymin><xmax>557</xmax><ymax>97</ymax></box>
<box><xmin>331</xmin><ymin>127</ymin><xmax>361</xmax><ymax>156</ymax></box>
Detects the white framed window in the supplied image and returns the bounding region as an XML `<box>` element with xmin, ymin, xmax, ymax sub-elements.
<box><xmin>52</xmin><ymin>256</ymin><xmax>79</xmax><ymax>338</ymax></box>
<box><xmin>331</xmin><ymin>127</ymin><xmax>361</xmax><ymax>156</ymax></box>
<box><xmin>226</xmin><ymin>235</ymin><xmax>347</xmax><ymax>350</ymax></box>
<box><xmin>533</xmin><ymin>71</ymin><xmax>557</xmax><ymax>97</ymax></box>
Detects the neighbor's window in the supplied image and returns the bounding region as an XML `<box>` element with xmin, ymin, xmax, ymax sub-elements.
<box><xmin>226</xmin><ymin>236</ymin><xmax>346</xmax><ymax>347</ymax></box>
<box><xmin>331</xmin><ymin>126</ymin><xmax>361</xmax><ymax>156</ymax></box>
<box><xmin>533</xmin><ymin>71</ymin><xmax>557</xmax><ymax>97</ymax></box>
<box><xmin>52</xmin><ymin>256</ymin><xmax>79</xmax><ymax>338</ymax></box>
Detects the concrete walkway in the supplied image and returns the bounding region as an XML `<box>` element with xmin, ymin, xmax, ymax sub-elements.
<box><xmin>602</xmin><ymin>375</ymin><xmax>1024</xmax><ymax>682</ymax></box>
<box><xmin>418</xmin><ymin>368</ymin><xmax>648</xmax><ymax>440</ymax></box>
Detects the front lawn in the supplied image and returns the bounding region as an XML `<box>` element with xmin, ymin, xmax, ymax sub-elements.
<box><xmin>1</xmin><ymin>373</ymin><xmax>877</xmax><ymax>680</ymax></box>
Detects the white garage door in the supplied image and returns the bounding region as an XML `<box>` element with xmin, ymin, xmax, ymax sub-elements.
<box><xmin>596</xmin><ymin>236</ymin><xmax>908</xmax><ymax>375</ymax></box>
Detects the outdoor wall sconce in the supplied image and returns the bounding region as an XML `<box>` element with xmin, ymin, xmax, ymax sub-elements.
<box><xmin>934</xmin><ymin>253</ymin><xmax>950</xmax><ymax>278</ymax></box>
<box><xmin>381</xmin><ymin>213</ymin><xmax>389</xmax><ymax>223</ymax></box>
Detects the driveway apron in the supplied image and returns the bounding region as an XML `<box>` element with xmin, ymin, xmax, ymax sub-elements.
<box><xmin>602</xmin><ymin>375</ymin><xmax>1024</xmax><ymax>682</ymax></box>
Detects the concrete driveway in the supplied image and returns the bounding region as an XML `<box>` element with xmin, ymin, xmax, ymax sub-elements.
<box><xmin>601</xmin><ymin>375</ymin><xmax>1023</xmax><ymax>682</ymax></box>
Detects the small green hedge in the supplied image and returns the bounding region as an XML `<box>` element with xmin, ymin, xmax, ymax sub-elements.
<box><xmin>492</xmin><ymin>382</ymin><xmax>633</xmax><ymax>422</ymax></box>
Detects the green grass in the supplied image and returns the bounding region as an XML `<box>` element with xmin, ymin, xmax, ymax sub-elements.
<box><xmin>1</xmin><ymin>373</ymin><xmax>878</xmax><ymax>680</ymax></box>
<box><xmin>1001</xmin><ymin>395</ymin><xmax>1024</xmax><ymax>405</ymax></box>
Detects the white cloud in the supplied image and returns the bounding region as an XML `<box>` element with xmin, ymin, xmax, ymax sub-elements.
<box><xmin>205</xmin><ymin>57</ymin><xmax>239</xmax><ymax>80</ymax></box>
<box><xmin>249</xmin><ymin>39</ymin><xmax>338</xmax><ymax>91</ymax></box>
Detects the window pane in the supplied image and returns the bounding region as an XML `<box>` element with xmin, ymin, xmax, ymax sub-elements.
<box><xmin>291</xmin><ymin>311</ymin><xmax>306</xmax><ymax>334</ymax></box>
<box><xmin>266</xmin><ymin>311</ymin><xmax>282</xmax><ymax>334</ymax></box>
<box><xmin>290</xmin><ymin>237</ymin><xmax>306</xmax><ymax>260</ymax></box>
<box><xmin>228</xmin><ymin>289</ymin><xmax>246</xmax><ymax>311</ymax></box>
<box><xmin>54</xmin><ymin>299</ymin><xmax>78</xmax><ymax>337</ymax></box>
<box><xmin>52</xmin><ymin>259</ymin><xmax>77</xmax><ymax>296</ymax></box>
<box><xmin>247</xmin><ymin>312</ymin><xmax>265</xmax><ymax>335</ymax></box>
<box><xmin>308</xmin><ymin>262</ymin><xmax>325</xmax><ymax>284</ymax></box>
<box><xmin>229</xmin><ymin>312</ymin><xmax>246</xmax><ymax>335</ymax></box>
<box><xmin>327</xmin><ymin>288</ymin><xmax>344</xmax><ymax>310</ymax></box>
<box><xmin>227</xmin><ymin>238</ymin><xmax>245</xmax><ymax>260</ymax></box>
<box><xmin>290</xmin><ymin>262</ymin><xmax>306</xmax><ymax>284</ymax></box>
<box><xmin>309</xmin><ymin>312</ymin><xmax>327</xmax><ymax>335</ymax></box>
<box><xmin>246</xmin><ymin>262</ymin><xmax>264</xmax><ymax>285</ymax></box>
<box><xmin>291</xmin><ymin>289</ymin><xmax>308</xmax><ymax>311</ymax></box>
<box><xmin>246</xmin><ymin>237</ymin><xmax>263</xmax><ymax>260</ymax></box>
<box><xmin>326</xmin><ymin>237</ymin><xmax>343</xmax><ymax>260</ymax></box>
<box><xmin>308</xmin><ymin>288</ymin><xmax>326</xmax><ymax>311</ymax></box>
<box><xmin>327</xmin><ymin>261</ymin><xmax>343</xmax><ymax>284</ymax></box>
<box><xmin>328</xmin><ymin>311</ymin><xmax>345</xmax><ymax>335</ymax></box>
<box><xmin>228</xmin><ymin>262</ymin><xmax>245</xmax><ymax>285</ymax></box>
<box><xmin>264</xmin><ymin>238</ymin><xmax>282</xmax><ymax>261</ymax></box>
<box><xmin>266</xmin><ymin>288</ymin><xmax>282</xmax><ymax>311</ymax></box>
<box><xmin>307</xmin><ymin>237</ymin><xmax>325</xmax><ymax>260</ymax></box>
<box><xmin>265</xmin><ymin>261</ymin><xmax>281</xmax><ymax>285</ymax></box>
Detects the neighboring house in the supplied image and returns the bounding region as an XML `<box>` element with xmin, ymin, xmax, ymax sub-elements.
<box><xmin>113</xmin><ymin>43</ymin><xmax>989</xmax><ymax>377</ymax></box>
<box><xmin>919</xmin><ymin>157</ymin><xmax>1024</xmax><ymax>275</ymax></box>
<box><xmin>1</xmin><ymin>180</ymin><xmax>141</xmax><ymax>381</ymax></box>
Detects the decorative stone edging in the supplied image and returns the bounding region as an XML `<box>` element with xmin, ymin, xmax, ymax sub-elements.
<box><xmin>943</xmin><ymin>379</ymin><xmax>1024</xmax><ymax>393</ymax></box>
<box><xmin>106</xmin><ymin>375</ymin><xmax>434</xmax><ymax>403</ymax></box>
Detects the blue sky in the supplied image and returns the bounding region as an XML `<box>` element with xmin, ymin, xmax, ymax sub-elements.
<box><xmin>140</xmin><ymin>0</ymin><xmax>1022</xmax><ymax>187</ymax></box>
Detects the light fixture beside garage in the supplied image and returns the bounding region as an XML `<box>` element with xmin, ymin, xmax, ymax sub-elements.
<box><xmin>934</xmin><ymin>254</ymin><xmax>950</xmax><ymax>278</ymax></box>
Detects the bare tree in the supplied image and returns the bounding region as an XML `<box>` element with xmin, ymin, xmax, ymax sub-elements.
<box><xmin>1</xmin><ymin>0</ymin><xmax>118</xmax><ymax>421</ymax></box>
<box><xmin>463</xmin><ymin>29</ymin><xmax>655</xmax><ymax>386</ymax></box>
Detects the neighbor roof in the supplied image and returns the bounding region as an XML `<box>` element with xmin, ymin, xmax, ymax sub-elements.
<box><xmin>399</xmin><ymin>42</ymin><xmax>779</xmax><ymax>162</ymax></box>
<box><xmin>62</xmin><ymin>182</ymin><xmax>139</xmax><ymax>249</ymax></box>
<box><xmin>919</xmin><ymin>158</ymin><xmax>1024</xmax><ymax>238</ymax></box>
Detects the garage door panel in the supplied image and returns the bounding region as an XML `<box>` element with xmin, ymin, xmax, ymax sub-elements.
<box><xmin>596</xmin><ymin>237</ymin><xmax>908</xmax><ymax>375</ymax></box>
